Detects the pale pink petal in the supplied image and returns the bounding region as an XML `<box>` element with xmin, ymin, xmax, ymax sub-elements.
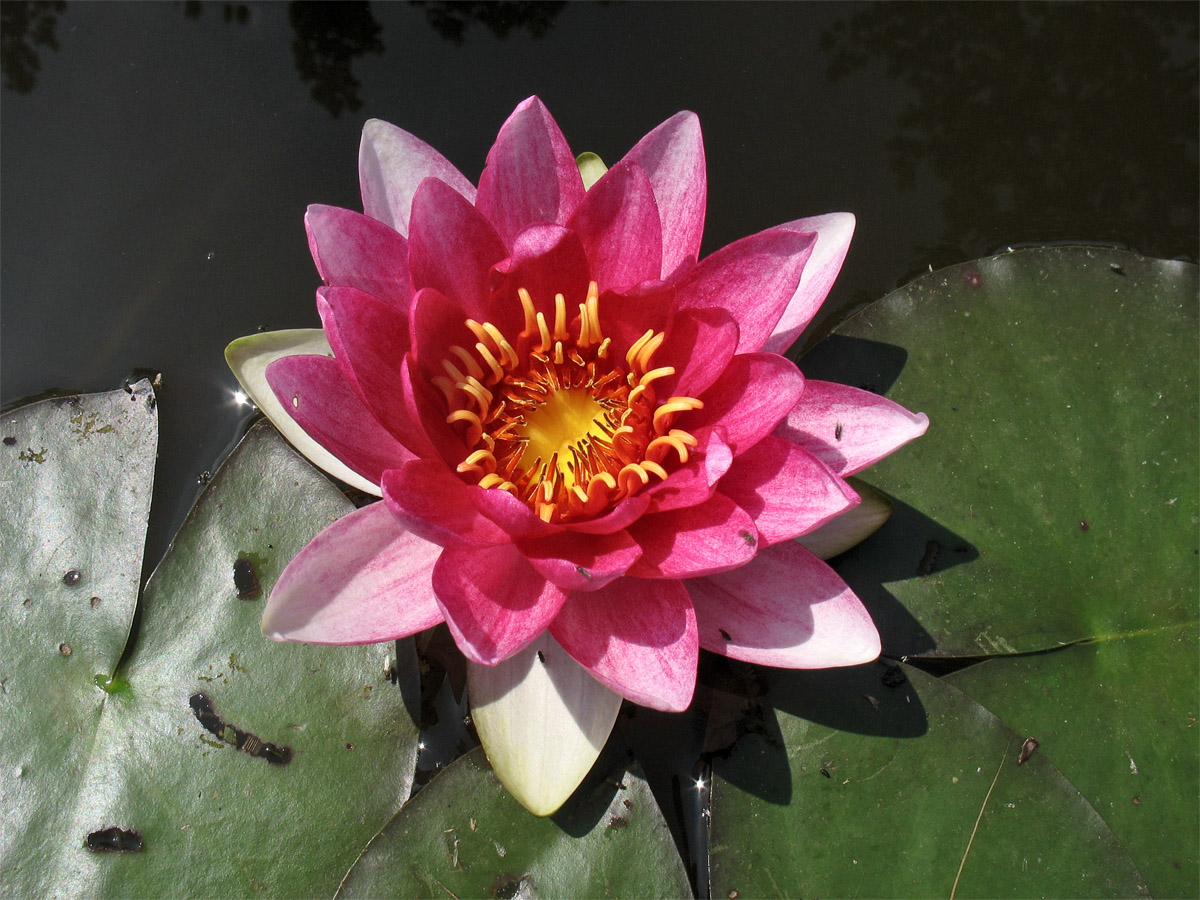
<box><xmin>433</xmin><ymin>543</ymin><xmax>567</xmax><ymax>666</ymax></box>
<box><xmin>687</xmin><ymin>540</ymin><xmax>880</xmax><ymax>668</ymax></box>
<box><xmin>476</xmin><ymin>97</ymin><xmax>585</xmax><ymax>245</ymax></box>
<box><xmin>762</xmin><ymin>213</ymin><xmax>856</xmax><ymax>354</ymax></box>
<box><xmin>566</xmin><ymin>160</ymin><xmax>662</xmax><ymax>292</ymax></box>
<box><xmin>305</xmin><ymin>204</ymin><xmax>411</xmax><ymax>310</ymax></box>
<box><xmin>718</xmin><ymin>435</ymin><xmax>860</xmax><ymax>544</ymax></box>
<box><xmin>359</xmin><ymin>118</ymin><xmax>476</xmax><ymax>236</ymax></box>
<box><xmin>674</xmin><ymin>227</ymin><xmax>816</xmax><ymax>354</ymax></box>
<box><xmin>777</xmin><ymin>380</ymin><xmax>930</xmax><ymax>476</ymax></box>
<box><xmin>692</xmin><ymin>353</ymin><xmax>805</xmax><ymax>454</ymax></box>
<box><xmin>519</xmin><ymin>530</ymin><xmax>642</xmax><ymax>592</ymax></box>
<box><xmin>266</xmin><ymin>354</ymin><xmax>415</xmax><ymax>486</ymax></box>
<box><xmin>408</xmin><ymin>178</ymin><xmax>507</xmax><ymax>321</ymax></box>
<box><xmin>262</xmin><ymin>502</ymin><xmax>442</xmax><ymax>644</ymax></box>
<box><xmin>645</xmin><ymin>428</ymin><xmax>733</xmax><ymax>514</ymax></box>
<box><xmin>381</xmin><ymin>462</ymin><xmax>508</xmax><ymax>548</ymax></box>
<box><xmin>620</xmin><ymin>110</ymin><xmax>706</xmax><ymax>279</ymax></box>
<box><xmin>628</xmin><ymin>494</ymin><xmax>757</xmax><ymax>578</ymax></box>
<box><xmin>550</xmin><ymin>578</ymin><xmax>697</xmax><ymax>712</ymax></box>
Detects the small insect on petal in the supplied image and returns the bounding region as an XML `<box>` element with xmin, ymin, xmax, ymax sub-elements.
<box><xmin>1017</xmin><ymin>736</ymin><xmax>1039</xmax><ymax>765</ymax></box>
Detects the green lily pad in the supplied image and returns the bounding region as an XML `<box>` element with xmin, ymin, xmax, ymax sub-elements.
<box><xmin>946</xmin><ymin>628</ymin><xmax>1199</xmax><ymax>898</ymax></box>
<box><xmin>0</xmin><ymin>409</ymin><xmax>421</xmax><ymax>898</ymax></box>
<box><xmin>802</xmin><ymin>247</ymin><xmax>1198</xmax><ymax>656</ymax></box>
<box><xmin>337</xmin><ymin>745</ymin><xmax>693</xmax><ymax>899</ymax></box>
<box><xmin>709</xmin><ymin>664</ymin><xmax>1148</xmax><ymax>899</ymax></box>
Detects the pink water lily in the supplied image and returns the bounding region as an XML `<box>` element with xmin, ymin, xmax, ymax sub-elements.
<box><xmin>227</xmin><ymin>97</ymin><xmax>927</xmax><ymax>813</ymax></box>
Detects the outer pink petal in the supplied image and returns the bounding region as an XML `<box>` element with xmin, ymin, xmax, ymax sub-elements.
<box><xmin>777</xmin><ymin>380</ymin><xmax>930</xmax><ymax>476</ymax></box>
<box><xmin>718</xmin><ymin>435</ymin><xmax>860</xmax><ymax>545</ymax></box>
<box><xmin>432</xmin><ymin>543</ymin><xmax>567</xmax><ymax>666</ymax></box>
<box><xmin>566</xmin><ymin>160</ymin><xmax>662</xmax><ymax>293</ymax></box>
<box><xmin>305</xmin><ymin>205</ymin><xmax>411</xmax><ymax>310</ymax></box>
<box><xmin>316</xmin><ymin>286</ymin><xmax>425</xmax><ymax>451</ymax></box>
<box><xmin>674</xmin><ymin>227</ymin><xmax>816</xmax><ymax>354</ymax></box>
<box><xmin>550</xmin><ymin>578</ymin><xmax>697</xmax><ymax>712</ymax></box>
<box><xmin>381</xmin><ymin>462</ymin><xmax>508</xmax><ymax>548</ymax></box>
<box><xmin>762</xmin><ymin>213</ymin><xmax>856</xmax><ymax>354</ymax></box>
<box><xmin>627</xmin><ymin>493</ymin><xmax>758</xmax><ymax>579</ymax></box>
<box><xmin>359</xmin><ymin>118</ymin><xmax>476</xmax><ymax>236</ymax></box>
<box><xmin>408</xmin><ymin>178</ymin><xmax>507</xmax><ymax>321</ymax></box>
<box><xmin>518</xmin><ymin>530</ymin><xmax>642</xmax><ymax>592</ymax></box>
<box><xmin>619</xmin><ymin>110</ymin><xmax>706</xmax><ymax>279</ymax></box>
<box><xmin>476</xmin><ymin>97</ymin><xmax>585</xmax><ymax>246</ymax></box>
<box><xmin>692</xmin><ymin>353</ymin><xmax>805</xmax><ymax>455</ymax></box>
<box><xmin>266</xmin><ymin>354</ymin><xmax>415</xmax><ymax>486</ymax></box>
<box><xmin>687</xmin><ymin>540</ymin><xmax>880</xmax><ymax>668</ymax></box>
<box><xmin>262</xmin><ymin>502</ymin><xmax>443</xmax><ymax>644</ymax></box>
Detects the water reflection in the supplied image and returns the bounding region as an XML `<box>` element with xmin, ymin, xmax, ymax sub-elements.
<box><xmin>820</xmin><ymin>2</ymin><xmax>1200</xmax><ymax>261</ymax></box>
<box><xmin>0</xmin><ymin>0</ymin><xmax>66</xmax><ymax>93</ymax></box>
<box><xmin>411</xmin><ymin>0</ymin><xmax>566</xmax><ymax>43</ymax></box>
<box><xmin>288</xmin><ymin>1</ymin><xmax>383</xmax><ymax>117</ymax></box>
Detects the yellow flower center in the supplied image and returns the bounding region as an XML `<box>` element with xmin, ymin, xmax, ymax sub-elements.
<box><xmin>435</xmin><ymin>281</ymin><xmax>703</xmax><ymax>523</ymax></box>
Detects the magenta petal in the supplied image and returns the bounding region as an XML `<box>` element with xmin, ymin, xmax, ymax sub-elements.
<box><xmin>408</xmin><ymin>178</ymin><xmax>508</xmax><ymax>321</ymax></box>
<box><xmin>382</xmin><ymin>462</ymin><xmax>508</xmax><ymax>548</ymax></box>
<box><xmin>567</xmin><ymin>160</ymin><xmax>662</xmax><ymax>293</ymax></box>
<box><xmin>476</xmin><ymin>97</ymin><xmax>585</xmax><ymax>246</ymax></box>
<box><xmin>646</xmin><ymin>428</ymin><xmax>733</xmax><ymax>514</ymax></box>
<box><xmin>628</xmin><ymin>493</ymin><xmax>757</xmax><ymax>578</ymax></box>
<box><xmin>471</xmin><ymin>488</ymin><xmax>563</xmax><ymax>541</ymax></box>
<box><xmin>519</xmin><ymin>530</ymin><xmax>642</xmax><ymax>592</ymax></box>
<box><xmin>433</xmin><ymin>543</ymin><xmax>567</xmax><ymax>666</ymax></box>
<box><xmin>718</xmin><ymin>435</ymin><xmax>860</xmax><ymax>545</ymax></box>
<box><xmin>266</xmin><ymin>354</ymin><xmax>415</xmax><ymax>486</ymax></box>
<box><xmin>688</xmin><ymin>540</ymin><xmax>880</xmax><ymax>668</ymax></box>
<box><xmin>359</xmin><ymin>118</ymin><xmax>476</xmax><ymax>236</ymax></box>
<box><xmin>693</xmin><ymin>353</ymin><xmax>805</xmax><ymax>455</ymax></box>
<box><xmin>550</xmin><ymin>578</ymin><xmax>697</xmax><ymax>712</ymax></box>
<box><xmin>305</xmin><ymin>205</ymin><xmax>411</xmax><ymax>310</ymax></box>
<box><xmin>263</xmin><ymin>502</ymin><xmax>443</xmax><ymax>644</ymax></box>
<box><xmin>620</xmin><ymin>110</ymin><xmax>706</xmax><ymax>279</ymax></box>
<box><xmin>762</xmin><ymin>213</ymin><xmax>856</xmax><ymax>354</ymax></box>
<box><xmin>490</xmin><ymin>224</ymin><xmax>591</xmax><ymax>335</ymax></box>
<box><xmin>656</xmin><ymin>307</ymin><xmax>739</xmax><ymax>400</ymax></box>
<box><xmin>777</xmin><ymin>380</ymin><xmax>930</xmax><ymax>476</ymax></box>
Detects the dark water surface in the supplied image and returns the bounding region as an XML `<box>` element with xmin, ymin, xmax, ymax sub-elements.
<box><xmin>3</xmin><ymin>2</ymin><xmax>1196</xmax><ymax>891</ymax></box>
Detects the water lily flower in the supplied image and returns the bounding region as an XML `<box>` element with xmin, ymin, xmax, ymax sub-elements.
<box><xmin>226</xmin><ymin>97</ymin><xmax>928</xmax><ymax>815</ymax></box>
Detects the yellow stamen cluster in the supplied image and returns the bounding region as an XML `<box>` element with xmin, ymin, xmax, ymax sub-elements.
<box><xmin>435</xmin><ymin>281</ymin><xmax>703</xmax><ymax>523</ymax></box>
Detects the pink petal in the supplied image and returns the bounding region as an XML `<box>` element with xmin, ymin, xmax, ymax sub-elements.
<box><xmin>628</xmin><ymin>493</ymin><xmax>757</xmax><ymax>579</ymax></box>
<box><xmin>359</xmin><ymin>118</ymin><xmax>476</xmax><ymax>236</ymax></box>
<box><xmin>476</xmin><ymin>97</ymin><xmax>585</xmax><ymax>246</ymax></box>
<box><xmin>692</xmin><ymin>353</ymin><xmax>805</xmax><ymax>454</ymax></box>
<box><xmin>762</xmin><ymin>213</ymin><xmax>856</xmax><ymax>354</ymax></box>
<box><xmin>305</xmin><ymin>205</ymin><xmax>411</xmax><ymax>310</ymax></box>
<box><xmin>656</xmin><ymin>307</ymin><xmax>739</xmax><ymax>400</ymax></box>
<box><xmin>408</xmin><ymin>178</ymin><xmax>507</xmax><ymax>322</ymax></box>
<box><xmin>674</xmin><ymin>227</ymin><xmax>816</xmax><ymax>354</ymax></box>
<box><xmin>316</xmin><ymin>286</ymin><xmax>426</xmax><ymax>452</ymax></box>
<box><xmin>620</xmin><ymin>110</ymin><xmax>706</xmax><ymax>279</ymax></box>
<box><xmin>262</xmin><ymin>502</ymin><xmax>442</xmax><ymax>644</ymax></box>
<box><xmin>567</xmin><ymin>160</ymin><xmax>662</xmax><ymax>292</ymax></box>
<box><xmin>471</xmin><ymin>487</ymin><xmax>564</xmax><ymax>541</ymax></box>
<box><xmin>646</xmin><ymin>428</ymin><xmax>733</xmax><ymax>514</ymax></box>
<box><xmin>777</xmin><ymin>380</ymin><xmax>930</xmax><ymax>476</ymax></box>
<box><xmin>518</xmin><ymin>530</ymin><xmax>642</xmax><ymax>592</ymax></box>
<box><xmin>563</xmin><ymin>493</ymin><xmax>653</xmax><ymax>535</ymax></box>
<box><xmin>381</xmin><ymin>462</ymin><xmax>508</xmax><ymax>548</ymax></box>
<box><xmin>550</xmin><ymin>578</ymin><xmax>698</xmax><ymax>712</ymax></box>
<box><xmin>266</xmin><ymin>354</ymin><xmax>415</xmax><ymax>486</ymax></box>
<box><xmin>489</xmin><ymin>224</ymin><xmax>591</xmax><ymax>338</ymax></box>
<box><xmin>717</xmin><ymin>435</ymin><xmax>860</xmax><ymax>545</ymax></box>
<box><xmin>432</xmin><ymin>543</ymin><xmax>567</xmax><ymax>665</ymax></box>
<box><xmin>688</xmin><ymin>540</ymin><xmax>880</xmax><ymax>668</ymax></box>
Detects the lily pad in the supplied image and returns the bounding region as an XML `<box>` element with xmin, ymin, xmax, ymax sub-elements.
<box><xmin>337</xmin><ymin>745</ymin><xmax>693</xmax><ymax>899</ymax></box>
<box><xmin>0</xmin><ymin>411</ymin><xmax>421</xmax><ymax>898</ymax></box>
<box><xmin>802</xmin><ymin>247</ymin><xmax>1198</xmax><ymax>656</ymax></box>
<box><xmin>709</xmin><ymin>664</ymin><xmax>1148</xmax><ymax>899</ymax></box>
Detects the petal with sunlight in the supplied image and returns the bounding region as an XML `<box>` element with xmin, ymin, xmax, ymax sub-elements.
<box><xmin>763</xmin><ymin>212</ymin><xmax>856</xmax><ymax>354</ymax></box>
<box><xmin>305</xmin><ymin>204</ymin><xmax>411</xmax><ymax>309</ymax></box>
<box><xmin>263</xmin><ymin>502</ymin><xmax>443</xmax><ymax>644</ymax></box>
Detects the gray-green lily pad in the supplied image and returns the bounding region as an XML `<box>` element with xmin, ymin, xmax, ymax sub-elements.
<box><xmin>709</xmin><ymin>664</ymin><xmax>1148</xmax><ymax>899</ymax></box>
<box><xmin>0</xmin><ymin>413</ymin><xmax>421</xmax><ymax>898</ymax></box>
<box><xmin>802</xmin><ymin>247</ymin><xmax>1198</xmax><ymax>656</ymax></box>
<box><xmin>337</xmin><ymin>745</ymin><xmax>693</xmax><ymax>899</ymax></box>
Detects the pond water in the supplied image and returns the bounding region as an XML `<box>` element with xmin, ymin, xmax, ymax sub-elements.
<box><xmin>2</xmin><ymin>1</ymin><xmax>1196</xmax><ymax>892</ymax></box>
